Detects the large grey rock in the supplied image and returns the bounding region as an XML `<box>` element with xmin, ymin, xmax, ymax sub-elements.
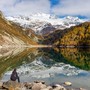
<box><xmin>2</xmin><ymin>80</ymin><xmax>26</xmax><ymax>90</ymax></box>
<box><xmin>64</xmin><ymin>82</ymin><xmax>72</xmax><ymax>86</ymax></box>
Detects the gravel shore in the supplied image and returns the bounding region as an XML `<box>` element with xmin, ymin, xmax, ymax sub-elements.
<box><xmin>0</xmin><ymin>80</ymin><xmax>87</xmax><ymax>90</ymax></box>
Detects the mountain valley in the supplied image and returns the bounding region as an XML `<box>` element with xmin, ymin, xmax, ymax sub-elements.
<box><xmin>0</xmin><ymin>11</ymin><xmax>90</xmax><ymax>47</ymax></box>
<box><xmin>0</xmin><ymin>11</ymin><xmax>38</xmax><ymax>47</ymax></box>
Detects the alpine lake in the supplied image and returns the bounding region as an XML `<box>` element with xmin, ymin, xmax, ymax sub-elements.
<box><xmin>0</xmin><ymin>47</ymin><xmax>90</xmax><ymax>89</ymax></box>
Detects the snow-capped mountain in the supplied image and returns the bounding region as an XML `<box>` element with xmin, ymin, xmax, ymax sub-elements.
<box><xmin>6</xmin><ymin>13</ymin><xmax>86</xmax><ymax>35</ymax></box>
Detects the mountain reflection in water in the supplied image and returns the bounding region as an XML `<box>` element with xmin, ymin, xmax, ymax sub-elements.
<box><xmin>0</xmin><ymin>47</ymin><xmax>39</xmax><ymax>79</ymax></box>
<box><xmin>0</xmin><ymin>47</ymin><xmax>90</xmax><ymax>89</ymax></box>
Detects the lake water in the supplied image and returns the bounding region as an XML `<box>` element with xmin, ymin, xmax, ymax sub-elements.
<box><xmin>0</xmin><ymin>47</ymin><xmax>90</xmax><ymax>89</ymax></box>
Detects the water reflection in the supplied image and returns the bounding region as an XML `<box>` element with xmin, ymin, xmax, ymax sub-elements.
<box><xmin>0</xmin><ymin>47</ymin><xmax>90</xmax><ymax>89</ymax></box>
<box><xmin>0</xmin><ymin>47</ymin><xmax>90</xmax><ymax>79</ymax></box>
<box><xmin>58</xmin><ymin>48</ymin><xmax>90</xmax><ymax>70</ymax></box>
<box><xmin>0</xmin><ymin>47</ymin><xmax>39</xmax><ymax>79</ymax></box>
<box><xmin>41</xmin><ymin>48</ymin><xmax>90</xmax><ymax>70</ymax></box>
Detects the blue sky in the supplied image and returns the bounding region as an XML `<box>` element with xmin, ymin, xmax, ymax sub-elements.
<box><xmin>50</xmin><ymin>0</ymin><xmax>60</xmax><ymax>7</ymax></box>
<box><xmin>0</xmin><ymin>0</ymin><xmax>90</xmax><ymax>19</ymax></box>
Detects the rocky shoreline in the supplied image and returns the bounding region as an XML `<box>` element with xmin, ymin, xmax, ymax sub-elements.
<box><xmin>0</xmin><ymin>80</ymin><xmax>86</xmax><ymax>90</ymax></box>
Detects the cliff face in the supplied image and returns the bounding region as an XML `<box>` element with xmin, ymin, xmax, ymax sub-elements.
<box><xmin>0</xmin><ymin>11</ymin><xmax>37</xmax><ymax>46</ymax></box>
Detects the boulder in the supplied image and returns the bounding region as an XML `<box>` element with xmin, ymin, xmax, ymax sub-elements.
<box><xmin>64</xmin><ymin>82</ymin><xmax>72</xmax><ymax>86</ymax></box>
<box><xmin>41</xmin><ymin>86</ymin><xmax>53</xmax><ymax>90</ymax></box>
<box><xmin>24</xmin><ymin>82</ymin><xmax>33</xmax><ymax>89</ymax></box>
<box><xmin>79</xmin><ymin>88</ymin><xmax>87</xmax><ymax>90</ymax></box>
<box><xmin>2</xmin><ymin>80</ymin><xmax>26</xmax><ymax>90</ymax></box>
<box><xmin>32</xmin><ymin>82</ymin><xmax>46</xmax><ymax>90</ymax></box>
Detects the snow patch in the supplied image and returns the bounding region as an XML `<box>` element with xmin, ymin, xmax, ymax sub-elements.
<box><xmin>6</xmin><ymin>13</ymin><xmax>86</xmax><ymax>35</ymax></box>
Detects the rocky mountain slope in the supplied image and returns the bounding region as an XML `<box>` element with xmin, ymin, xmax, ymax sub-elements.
<box><xmin>1</xmin><ymin>11</ymin><xmax>89</xmax><ymax>46</ymax></box>
<box><xmin>42</xmin><ymin>22</ymin><xmax>90</xmax><ymax>46</ymax></box>
<box><xmin>56</xmin><ymin>22</ymin><xmax>90</xmax><ymax>46</ymax></box>
<box><xmin>6</xmin><ymin>13</ymin><xmax>85</xmax><ymax>35</ymax></box>
<box><xmin>0</xmin><ymin>11</ymin><xmax>37</xmax><ymax>46</ymax></box>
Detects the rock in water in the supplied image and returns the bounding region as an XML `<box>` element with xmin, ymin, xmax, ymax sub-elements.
<box><xmin>64</xmin><ymin>82</ymin><xmax>72</xmax><ymax>86</ymax></box>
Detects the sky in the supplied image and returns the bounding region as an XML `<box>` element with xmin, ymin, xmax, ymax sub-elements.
<box><xmin>0</xmin><ymin>0</ymin><xmax>90</xmax><ymax>18</ymax></box>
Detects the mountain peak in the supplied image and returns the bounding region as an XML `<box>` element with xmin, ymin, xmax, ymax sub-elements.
<box><xmin>65</xmin><ymin>16</ymin><xmax>79</xmax><ymax>19</ymax></box>
<box><xmin>29</xmin><ymin>13</ymin><xmax>56</xmax><ymax>20</ymax></box>
<box><xmin>6</xmin><ymin>14</ymin><xmax>86</xmax><ymax>35</ymax></box>
<box><xmin>64</xmin><ymin>16</ymin><xmax>81</xmax><ymax>22</ymax></box>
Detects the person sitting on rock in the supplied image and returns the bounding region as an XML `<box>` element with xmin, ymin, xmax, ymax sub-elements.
<box><xmin>10</xmin><ymin>68</ymin><xmax>20</xmax><ymax>83</ymax></box>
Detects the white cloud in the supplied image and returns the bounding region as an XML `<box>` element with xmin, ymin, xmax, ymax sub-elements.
<box><xmin>0</xmin><ymin>0</ymin><xmax>50</xmax><ymax>16</ymax></box>
<box><xmin>0</xmin><ymin>0</ymin><xmax>90</xmax><ymax>18</ymax></box>
<box><xmin>52</xmin><ymin>0</ymin><xmax>90</xmax><ymax>18</ymax></box>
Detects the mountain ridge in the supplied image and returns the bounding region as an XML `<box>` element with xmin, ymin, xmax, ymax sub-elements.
<box><xmin>0</xmin><ymin>11</ymin><xmax>38</xmax><ymax>46</ymax></box>
<box><xmin>0</xmin><ymin>11</ymin><xmax>90</xmax><ymax>47</ymax></box>
<box><xmin>42</xmin><ymin>22</ymin><xmax>90</xmax><ymax>46</ymax></box>
<box><xmin>6</xmin><ymin>13</ymin><xmax>86</xmax><ymax>35</ymax></box>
